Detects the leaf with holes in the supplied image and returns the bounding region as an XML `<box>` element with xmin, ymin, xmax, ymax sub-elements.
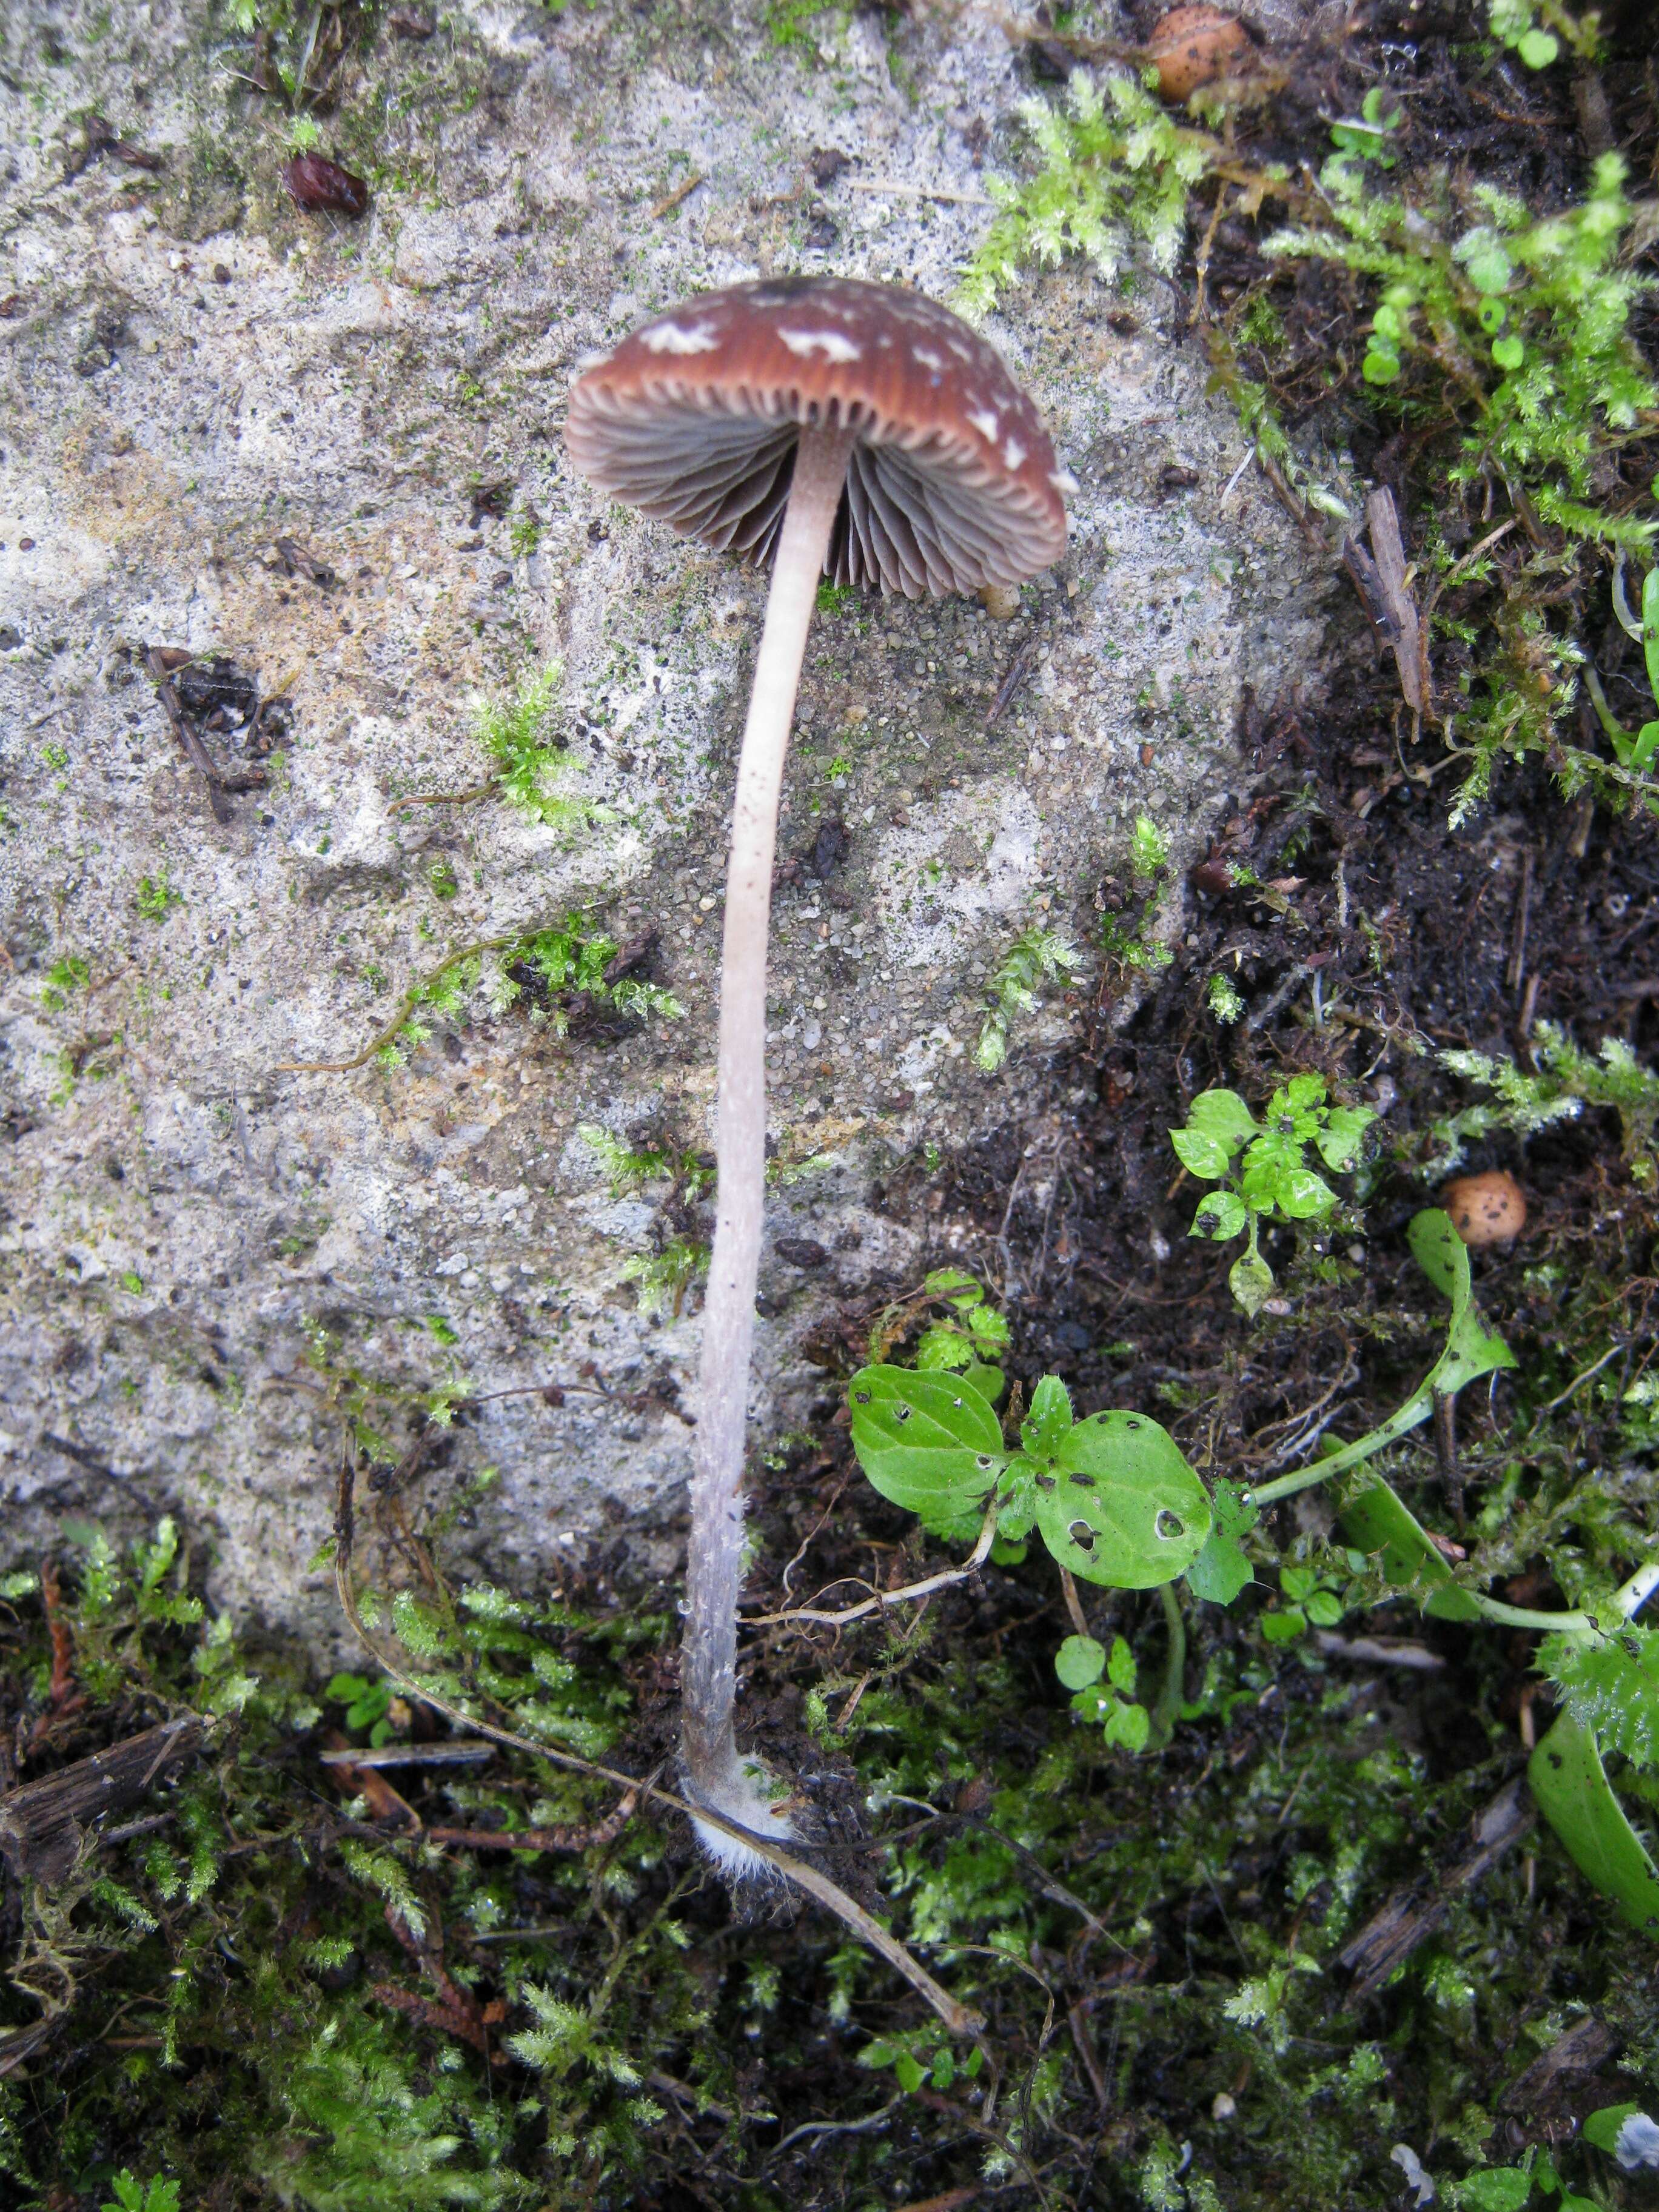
<box><xmin>1032</xmin><ymin>1412</ymin><xmax>1212</xmax><ymax>1589</ymax></box>
<box><xmin>846</xmin><ymin>1366</ymin><xmax>1008</xmax><ymax>1518</ymax></box>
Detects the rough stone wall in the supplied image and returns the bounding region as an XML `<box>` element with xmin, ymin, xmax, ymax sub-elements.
<box><xmin>0</xmin><ymin>0</ymin><xmax>1330</xmax><ymax>1647</ymax></box>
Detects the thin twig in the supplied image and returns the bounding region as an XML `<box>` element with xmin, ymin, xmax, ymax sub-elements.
<box><xmin>1057</xmin><ymin>1565</ymin><xmax>1090</xmax><ymax>1641</ymax></box>
<box><xmin>745</xmin><ymin>1500</ymin><xmax>999</xmax><ymax>1627</ymax></box>
<box><xmin>843</xmin><ymin>179</ymin><xmax>991</xmax><ymax>207</ymax></box>
<box><xmin>649</xmin><ymin>172</ymin><xmax>705</xmax><ymax>219</ymax></box>
<box><xmin>390</xmin><ymin>777</ymin><xmax>500</xmax><ymax>813</ymax></box>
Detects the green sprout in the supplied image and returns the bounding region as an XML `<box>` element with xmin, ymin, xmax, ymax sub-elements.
<box><xmin>975</xmin><ymin>924</ymin><xmax>1086</xmax><ymax>1072</ymax></box>
<box><xmin>620</xmin><ymin>1236</ymin><xmax>707</xmax><ymax>1320</ymax></box>
<box><xmin>1171</xmin><ymin>1074</ymin><xmax>1375</xmax><ymax>1315</ymax></box>
<box><xmin>135</xmin><ymin>871</ymin><xmax>185</xmax><ymax>920</ymax></box>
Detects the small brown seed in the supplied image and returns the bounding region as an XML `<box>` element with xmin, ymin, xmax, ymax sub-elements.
<box><xmin>1441</xmin><ymin>1170</ymin><xmax>1526</xmax><ymax>1247</ymax></box>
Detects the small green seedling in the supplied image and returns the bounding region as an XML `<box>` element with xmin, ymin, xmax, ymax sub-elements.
<box><xmin>859</xmin><ymin>2028</ymin><xmax>986</xmax><ymax>2097</ymax></box>
<box><xmin>848</xmin><ymin>1366</ymin><xmax>1212</xmax><ymax>1589</ymax></box>
<box><xmin>101</xmin><ymin>2176</ymin><xmax>181</xmax><ymax>2212</ymax></box>
<box><xmin>1488</xmin><ymin>0</ymin><xmax>1600</xmax><ymax>71</ymax></box>
<box><xmin>1171</xmin><ymin>1074</ymin><xmax>1374</xmax><ymax>1313</ymax></box>
<box><xmin>326</xmin><ymin>1670</ymin><xmax>398</xmax><ymax>1747</ymax></box>
<box><xmin>1329</xmin><ymin>86</ymin><xmax>1402</xmax><ymax>169</ymax></box>
<box><xmin>1056</xmin><ymin>1631</ymin><xmax>1150</xmax><ymax>1751</ymax></box>
<box><xmin>975</xmin><ymin>924</ymin><xmax>1086</xmax><ymax>1073</ymax></box>
<box><xmin>1259</xmin><ymin>1560</ymin><xmax>1348</xmax><ymax>1644</ymax></box>
<box><xmin>135</xmin><ymin>871</ymin><xmax>184</xmax><ymax>920</ymax></box>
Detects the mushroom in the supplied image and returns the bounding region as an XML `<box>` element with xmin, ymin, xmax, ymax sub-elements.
<box><xmin>567</xmin><ymin>276</ymin><xmax>1068</xmax><ymax>1869</ymax></box>
<box><xmin>1441</xmin><ymin>1170</ymin><xmax>1527</xmax><ymax>1247</ymax></box>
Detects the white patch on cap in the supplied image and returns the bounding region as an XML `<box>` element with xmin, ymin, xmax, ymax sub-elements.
<box><xmin>779</xmin><ymin>329</ymin><xmax>862</xmax><ymax>363</ymax></box>
<box><xmin>967</xmin><ymin>407</ymin><xmax>1000</xmax><ymax>442</ymax></box>
<box><xmin>1003</xmin><ymin>436</ymin><xmax>1027</xmax><ymax>469</ymax></box>
<box><xmin>641</xmin><ymin>321</ymin><xmax>721</xmax><ymax>354</ymax></box>
<box><xmin>913</xmin><ymin>345</ymin><xmax>944</xmax><ymax>369</ymax></box>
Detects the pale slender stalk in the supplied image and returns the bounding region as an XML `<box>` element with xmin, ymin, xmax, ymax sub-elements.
<box><xmin>682</xmin><ymin>420</ymin><xmax>856</xmax><ymax>1853</ymax></box>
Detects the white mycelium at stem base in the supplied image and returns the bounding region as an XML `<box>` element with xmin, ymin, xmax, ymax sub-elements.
<box><xmin>680</xmin><ymin>420</ymin><xmax>856</xmax><ymax>1867</ymax></box>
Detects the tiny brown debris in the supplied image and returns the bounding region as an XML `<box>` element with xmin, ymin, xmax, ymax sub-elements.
<box><xmin>775</xmin><ymin>1237</ymin><xmax>830</xmax><ymax>1270</ymax></box>
<box><xmin>283</xmin><ymin>152</ymin><xmax>370</xmax><ymax>218</ymax></box>
<box><xmin>272</xmin><ymin>536</ymin><xmax>338</xmax><ymax>588</ymax></box>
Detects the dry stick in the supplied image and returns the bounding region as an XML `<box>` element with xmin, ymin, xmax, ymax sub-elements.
<box><xmin>330</xmin><ymin>1470</ymin><xmax>978</xmax><ymax>2037</ymax></box>
<box><xmin>391</xmin><ymin>778</ymin><xmax>501</xmax><ymax>813</ymax></box>
<box><xmin>1057</xmin><ymin>1565</ymin><xmax>1090</xmax><ymax>1643</ymax></box>
<box><xmin>683</xmin><ymin>421</ymin><xmax>857</xmax><ymax>1834</ymax></box>
<box><xmin>746</xmin><ymin>1500</ymin><xmax>999</xmax><ymax>1628</ymax></box>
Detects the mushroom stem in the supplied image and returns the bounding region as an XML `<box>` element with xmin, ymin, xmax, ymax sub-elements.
<box><xmin>682</xmin><ymin>418</ymin><xmax>856</xmax><ymax>1859</ymax></box>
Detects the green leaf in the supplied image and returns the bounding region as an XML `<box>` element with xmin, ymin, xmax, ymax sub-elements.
<box><xmin>1338</xmin><ymin>1480</ymin><xmax>1482</xmax><ymax>1622</ymax></box>
<box><xmin>1191</xmin><ymin>1190</ymin><xmax>1248</xmax><ymax>1241</ymax></box>
<box><xmin>1306</xmin><ymin>1589</ymin><xmax>1344</xmax><ymax>1628</ymax></box>
<box><xmin>1186</xmin><ymin>1477</ymin><xmax>1256</xmax><ymax>1606</ymax></box>
<box><xmin>1529</xmin><ymin>1712</ymin><xmax>1659</xmax><ymax>1935</ymax></box>
<box><xmin>1491</xmin><ymin>332</ymin><xmax>1525</xmax><ymax>370</ymax></box>
<box><xmin>914</xmin><ymin>1324</ymin><xmax>974</xmax><ymax>1372</ymax></box>
<box><xmin>967</xmin><ymin>1304</ymin><xmax>1010</xmax><ymax>1350</ymax></box>
<box><xmin>1056</xmin><ymin>1634</ymin><xmax>1107</xmax><ymax>1689</ymax></box>
<box><xmin>1261</xmin><ymin>1607</ymin><xmax>1307</xmax><ymax>1643</ymax></box>
<box><xmin>1022</xmin><ymin>1375</ymin><xmax>1074</xmax><ymax>1461</ymax></box>
<box><xmin>1583</xmin><ymin>2103</ymin><xmax>1644</xmax><ymax>2154</ymax></box>
<box><xmin>1409</xmin><ymin>1210</ymin><xmax>1518</xmax><ymax>1393</ymax></box>
<box><xmin>923</xmin><ymin>1266</ymin><xmax>982</xmax><ymax>1305</ymax></box>
<box><xmin>893</xmin><ymin>2051</ymin><xmax>926</xmax><ymax>2093</ymax></box>
<box><xmin>1106</xmin><ymin>1634</ymin><xmax>1138</xmax><ymax>1694</ymax></box>
<box><xmin>1102</xmin><ymin>1698</ymin><xmax>1150</xmax><ymax>1752</ymax></box>
<box><xmin>1033</xmin><ymin>1412</ymin><xmax>1213</xmax><ymax>1589</ymax></box>
<box><xmin>1171</xmin><ymin>1125</ymin><xmax>1233</xmax><ymax>1179</ymax></box>
<box><xmin>1242</xmin><ymin>1140</ymin><xmax>1334</xmax><ymax>1218</ymax></box>
<box><xmin>996</xmin><ymin>1459</ymin><xmax>1037</xmax><ymax>1540</ymax></box>
<box><xmin>1313</xmin><ymin>1105</ymin><xmax>1375</xmax><ymax>1171</ymax></box>
<box><xmin>848</xmin><ymin>1366</ymin><xmax>1007</xmax><ymax>1517</ymax></box>
<box><xmin>1456</xmin><ymin>2171</ymin><xmax>1533</xmax><ymax>2212</ymax></box>
<box><xmin>1171</xmin><ymin>1089</ymin><xmax>1258</xmax><ymax>1178</ymax></box>
<box><xmin>1516</xmin><ymin>26</ymin><xmax>1558</xmax><ymax>66</ymax></box>
<box><xmin>1229</xmin><ymin>1247</ymin><xmax>1275</xmax><ymax>1316</ymax></box>
<box><xmin>959</xmin><ymin>1361</ymin><xmax>1007</xmax><ymax>1405</ymax></box>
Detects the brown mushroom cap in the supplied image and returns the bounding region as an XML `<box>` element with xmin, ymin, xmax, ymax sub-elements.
<box><xmin>565</xmin><ymin>277</ymin><xmax>1070</xmax><ymax>599</ymax></box>
<box><xmin>1442</xmin><ymin>1170</ymin><xmax>1527</xmax><ymax>1247</ymax></box>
